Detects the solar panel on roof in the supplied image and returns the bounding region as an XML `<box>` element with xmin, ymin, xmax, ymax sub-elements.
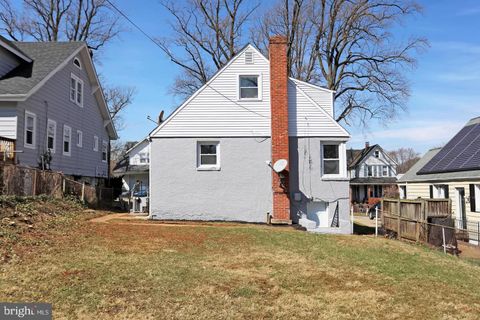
<box><xmin>418</xmin><ymin>121</ymin><xmax>480</xmax><ymax>174</ymax></box>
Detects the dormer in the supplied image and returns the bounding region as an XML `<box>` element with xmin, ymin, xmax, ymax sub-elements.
<box><xmin>0</xmin><ymin>35</ymin><xmax>32</xmax><ymax>78</ymax></box>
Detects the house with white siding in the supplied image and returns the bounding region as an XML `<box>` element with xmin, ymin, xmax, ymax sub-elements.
<box><xmin>348</xmin><ymin>143</ymin><xmax>398</xmax><ymax>204</ymax></box>
<box><xmin>0</xmin><ymin>36</ymin><xmax>117</xmax><ymax>184</ymax></box>
<box><xmin>112</xmin><ymin>139</ymin><xmax>150</xmax><ymax>213</ymax></box>
<box><xmin>148</xmin><ymin>36</ymin><xmax>351</xmax><ymax>233</ymax></box>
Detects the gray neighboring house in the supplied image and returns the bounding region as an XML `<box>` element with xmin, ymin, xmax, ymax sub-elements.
<box><xmin>148</xmin><ymin>36</ymin><xmax>352</xmax><ymax>233</ymax></box>
<box><xmin>0</xmin><ymin>36</ymin><xmax>117</xmax><ymax>184</ymax></box>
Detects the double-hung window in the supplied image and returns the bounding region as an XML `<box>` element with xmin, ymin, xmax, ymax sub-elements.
<box><xmin>102</xmin><ymin>140</ymin><xmax>108</xmax><ymax>162</ymax></box>
<box><xmin>63</xmin><ymin>125</ymin><xmax>72</xmax><ymax>156</ymax></box>
<box><xmin>76</xmin><ymin>130</ymin><xmax>83</xmax><ymax>147</ymax></box>
<box><xmin>24</xmin><ymin>111</ymin><xmax>36</xmax><ymax>149</ymax></box>
<box><xmin>93</xmin><ymin>136</ymin><xmax>99</xmax><ymax>151</ymax></box>
<box><xmin>382</xmin><ymin>165</ymin><xmax>388</xmax><ymax>177</ymax></box>
<box><xmin>70</xmin><ymin>74</ymin><xmax>83</xmax><ymax>107</ymax></box>
<box><xmin>139</xmin><ymin>152</ymin><xmax>149</xmax><ymax>164</ymax></box>
<box><xmin>431</xmin><ymin>184</ymin><xmax>448</xmax><ymax>199</ymax></box>
<box><xmin>321</xmin><ymin>142</ymin><xmax>346</xmax><ymax>178</ymax></box>
<box><xmin>197</xmin><ymin>141</ymin><xmax>220</xmax><ymax>170</ymax></box>
<box><xmin>239</xmin><ymin>75</ymin><xmax>260</xmax><ymax>99</ymax></box>
<box><xmin>367</xmin><ymin>165</ymin><xmax>373</xmax><ymax>177</ymax></box>
<box><xmin>47</xmin><ymin>119</ymin><xmax>56</xmax><ymax>153</ymax></box>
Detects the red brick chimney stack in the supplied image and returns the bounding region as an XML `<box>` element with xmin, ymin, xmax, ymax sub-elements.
<box><xmin>269</xmin><ymin>35</ymin><xmax>291</xmax><ymax>224</ymax></box>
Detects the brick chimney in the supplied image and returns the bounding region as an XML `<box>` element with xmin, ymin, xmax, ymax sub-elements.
<box><xmin>269</xmin><ymin>35</ymin><xmax>291</xmax><ymax>224</ymax></box>
<box><xmin>365</xmin><ymin>141</ymin><xmax>370</xmax><ymax>148</ymax></box>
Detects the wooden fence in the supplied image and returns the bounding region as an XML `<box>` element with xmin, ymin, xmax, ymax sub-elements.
<box><xmin>382</xmin><ymin>198</ymin><xmax>451</xmax><ymax>242</ymax></box>
<box><xmin>0</xmin><ymin>164</ymin><xmax>115</xmax><ymax>208</ymax></box>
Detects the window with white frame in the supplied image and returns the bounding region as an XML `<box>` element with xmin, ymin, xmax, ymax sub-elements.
<box><xmin>239</xmin><ymin>75</ymin><xmax>260</xmax><ymax>99</ymax></box>
<box><xmin>322</xmin><ymin>143</ymin><xmax>346</xmax><ymax>177</ymax></box>
<box><xmin>374</xmin><ymin>150</ymin><xmax>380</xmax><ymax>158</ymax></box>
<box><xmin>474</xmin><ymin>185</ymin><xmax>480</xmax><ymax>212</ymax></box>
<box><xmin>70</xmin><ymin>74</ymin><xmax>83</xmax><ymax>107</ymax></box>
<box><xmin>367</xmin><ymin>165</ymin><xmax>373</xmax><ymax>177</ymax></box>
<box><xmin>139</xmin><ymin>152</ymin><xmax>149</xmax><ymax>164</ymax></box>
<box><xmin>382</xmin><ymin>165</ymin><xmax>388</xmax><ymax>177</ymax></box>
<box><xmin>399</xmin><ymin>185</ymin><xmax>407</xmax><ymax>199</ymax></box>
<box><xmin>63</xmin><ymin>125</ymin><xmax>71</xmax><ymax>156</ymax></box>
<box><xmin>24</xmin><ymin>111</ymin><xmax>36</xmax><ymax>148</ymax></box>
<box><xmin>197</xmin><ymin>141</ymin><xmax>220</xmax><ymax>170</ymax></box>
<box><xmin>47</xmin><ymin>119</ymin><xmax>56</xmax><ymax>153</ymax></box>
<box><xmin>76</xmin><ymin>130</ymin><xmax>83</xmax><ymax>147</ymax></box>
<box><xmin>73</xmin><ymin>57</ymin><xmax>81</xmax><ymax>69</ymax></box>
<box><xmin>432</xmin><ymin>184</ymin><xmax>448</xmax><ymax>199</ymax></box>
<box><xmin>102</xmin><ymin>140</ymin><xmax>108</xmax><ymax>162</ymax></box>
<box><xmin>93</xmin><ymin>136</ymin><xmax>99</xmax><ymax>151</ymax></box>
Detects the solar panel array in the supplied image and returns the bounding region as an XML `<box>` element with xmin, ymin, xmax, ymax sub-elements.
<box><xmin>418</xmin><ymin>121</ymin><xmax>480</xmax><ymax>174</ymax></box>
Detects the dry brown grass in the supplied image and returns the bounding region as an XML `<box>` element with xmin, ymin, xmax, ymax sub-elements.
<box><xmin>1</xmin><ymin>210</ymin><xmax>480</xmax><ymax>319</ymax></box>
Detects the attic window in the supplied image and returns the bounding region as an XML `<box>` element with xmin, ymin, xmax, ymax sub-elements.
<box><xmin>245</xmin><ymin>51</ymin><xmax>254</xmax><ymax>64</ymax></box>
<box><xmin>374</xmin><ymin>150</ymin><xmax>379</xmax><ymax>158</ymax></box>
<box><xmin>73</xmin><ymin>57</ymin><xmax>81</xmax><ymax>69</ymax></box>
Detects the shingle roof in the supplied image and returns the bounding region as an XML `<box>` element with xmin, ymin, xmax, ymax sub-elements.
<box><xmin>0</xmin><ymin>41</ymin><xmax>84</xmax><ymax>95</ymax></box>
<box><xmin>399</xmin><ymin>147</ymin><xmax>480</xmax><ymax>182</ymax></box>
<box><xmin>348</xmin><ymin>145</ymin><xmax>378</xmax><ymax>168</ymax></box>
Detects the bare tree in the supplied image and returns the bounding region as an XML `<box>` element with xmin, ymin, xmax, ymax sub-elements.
<box><xmin>158</xmin><ymin>0</ymin><xmax>258</xmax><ymax>97</ymax></box>
<box><xmin>0</xmin><ymin>0</ymin><xmax>135</xmax><ymax>133</ymax></box>
<box><xmin>388</xmin><ymin>147</ymin><xmax>420</xmax><ymax>174</ymax></box>
<box><xmin>253</xmin><ymin>0</ymin><xmax>428</xmax><ymax>126</ymax></box>
<box><xmin>0</xmin><ymin>0</ymin><xmax>120</xmax><ymax>50</ymax></box>
<box><xmin>103</xmin><ymin>85</ymin><xmax>136</xmax><ymax>132</ymax></box>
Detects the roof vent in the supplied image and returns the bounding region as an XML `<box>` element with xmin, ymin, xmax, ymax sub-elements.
<box><xmin>245</xmin><ymin>51</ymin><xmax>254</xmax><ymax>64</ymax></box>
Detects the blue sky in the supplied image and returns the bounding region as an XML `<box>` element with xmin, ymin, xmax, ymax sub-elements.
<box><xmin>98</xmin><ymin>0</ymin><xmax>480</xmax><ymax>154</ymax></box>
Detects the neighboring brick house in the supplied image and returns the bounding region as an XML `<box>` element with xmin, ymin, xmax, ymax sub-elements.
<box><xmin>148</xmin><ymin>36</ymin><xmax>352</xmax><ymax>233</ymax></box>
<box><xmin>0</xmin><ymin>36</ymin><xmax>117</xmax><ymax>184</ymax></box>
<box><xmin>348</xmin><ymin>142</ymin><xmax>398</xmax><ymax>204</ymax></box>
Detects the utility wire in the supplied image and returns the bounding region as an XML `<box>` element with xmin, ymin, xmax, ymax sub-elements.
<box><xmin>105</xmin><ymin>0</ymin><xmax>163</xmax><ymax>51</ymax></box>
<box><xmin>106</xmin><ymin>0</ymin><xmax>268</xmax><ymax>120</ymax></box>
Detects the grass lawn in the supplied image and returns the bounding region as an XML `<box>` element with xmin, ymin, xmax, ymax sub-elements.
<box><xmin>1</xmin><ymin>210</ymin><xmax>480</xmax><ymax>319</ymax></box>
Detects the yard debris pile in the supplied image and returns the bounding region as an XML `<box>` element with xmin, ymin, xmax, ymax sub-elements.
<box><xmin>0</xmin><ymin>195</ymin><xmax>87</xmax><ymax>263</ymax></box>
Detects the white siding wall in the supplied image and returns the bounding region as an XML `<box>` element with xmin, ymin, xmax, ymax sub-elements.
<box><xmin>128</xmin><ymin>140</ymin><xmax>150</xmax><ymax>165</ymax></box>
<box><xmin>0</xmin><ymin>102</ymin><xmax>17</xmax><ymax>139</ymax></box>
<box><xmin>288</xmin><ymin>81</ymin><xmax>348</xmax><ymax>137</ymax></box>
<box><xmin>155</xmin><ymin>47</ymin><xmax>271</xmax><ymax>137</ymax></box>
<box><xmin>357</xmin><ymin>147</ymin><xmax>397</xmax><ymax>178</ymax></box>
<box><xmin>290</xmin><ymin>79</ymin><xmax>334</xmax><ymax>116</ymax></box>
<box><xmin>152</xmin><ymin>45</ymin><xmax>347</xmax><ymax>138</ymax></box>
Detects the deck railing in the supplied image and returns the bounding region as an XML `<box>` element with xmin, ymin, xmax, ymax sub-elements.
<box><xmin>0</xmin><ymin>137</ymin><xmax>15</xmax><ymax>162</ymax></box>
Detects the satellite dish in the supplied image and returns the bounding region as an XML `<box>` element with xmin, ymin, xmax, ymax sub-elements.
<box><xmin>273</xmin><ymin>159</ymin><xmax>288</xmax><ymax>173</ymax></box>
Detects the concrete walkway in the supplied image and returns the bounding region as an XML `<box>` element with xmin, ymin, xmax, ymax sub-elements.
<box><xmin>89</xmin><ymin>213</ymin><xmax>148</xmax><ymax>223</ymax></box>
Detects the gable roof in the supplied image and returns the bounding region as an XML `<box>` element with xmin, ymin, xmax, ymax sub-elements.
<box><xmin>418</xmin><ymin>116</ymin><xmax>480</xmax><ymax>175</ymax></box>
<box><xmin>0</xmin><ymin>35</ymin><xmax>32</xmax><ymax>63</ymax></box>
<box><xmin>399</xmin><ymin>147</ymin><xmax>480</xmax><ymax>182</ymax></box>
<box><xmin>0</xmin><ymin>41</ymin><xmax>84</xmax><ymax>96</ymax></box>
<box><xmin>347</xmin><ymin>144</ymin><xmax>397</xmax><ymax>169</ymax></box>
<box><xmin>150</xmin><ymin>43</ymin><xmax>349</xmax><ymax>139</ymax></box>
<box><xmin>348</xmin><ymin>145</ymin><xmax>377</xmax><ymax>168</ymax></box>
<box><xmin>0</xmin><ymin>40</ymin><xmax>117</xmax><ymax>139</ymax></box>
<box><xmin>150</xmin><ymin>44</ymin><xmax>269</xmax><ymax>138</ymax></box>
